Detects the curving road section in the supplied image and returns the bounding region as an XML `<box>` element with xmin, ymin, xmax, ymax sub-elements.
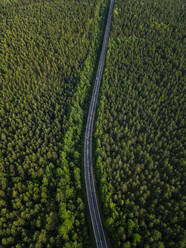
<box><xmin>84</xmin><ymin>1</ymin><xmax>114</xmax><ymax>247</ymax></box>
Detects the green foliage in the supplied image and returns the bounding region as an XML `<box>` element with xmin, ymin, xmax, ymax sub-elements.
<box><xmin>94</xmin><ymin>0</ymin><xmax>185</xmax><ymax>247</ymax></box>
<box><xmin>0</xmin><ymin>0</ymin><xmax>108</xmax><ymax>247</ymax></box>
<box><xmin>132</xmin><ymin>233</ymin><xmax>141</xmax><ymax>247</ymax></box>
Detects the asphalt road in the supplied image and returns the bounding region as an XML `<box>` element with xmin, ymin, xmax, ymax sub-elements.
<box><xmin>84</xmin><ymin>1</ymin><xmax>114</xmax><ymax>247</ymax></box>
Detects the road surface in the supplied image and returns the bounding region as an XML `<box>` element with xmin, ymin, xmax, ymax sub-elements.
<box><xmin>84</xmin><ymin>1</ymin><xmax>114</xmax><ymax>247</ymax></box>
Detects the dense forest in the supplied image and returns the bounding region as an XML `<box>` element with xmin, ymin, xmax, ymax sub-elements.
<box><xmin>94</xmin><ymin>0</ymin><xmax>185</xmax><ymax>247</ymax></box>
<box><xmin>0</xmin><ymin>0</ymin><xmax>108</xmax><ymax>247</ymax></box>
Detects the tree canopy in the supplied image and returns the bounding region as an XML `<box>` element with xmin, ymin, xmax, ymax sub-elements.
<box><xmin>0</xmin><ymin>0</ymin><xmax>108</xmax><ymax>247</ymax></box>
<box><xmin>94</xmin><ymin>0</ymin><xmax>185</xmax><ymax>247</ymax></box>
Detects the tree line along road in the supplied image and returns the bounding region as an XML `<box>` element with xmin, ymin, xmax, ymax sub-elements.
<box><xmin>84</xmin><ymin>0</ymin><xmax>114</xmax><ymax>247</ymax></box>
